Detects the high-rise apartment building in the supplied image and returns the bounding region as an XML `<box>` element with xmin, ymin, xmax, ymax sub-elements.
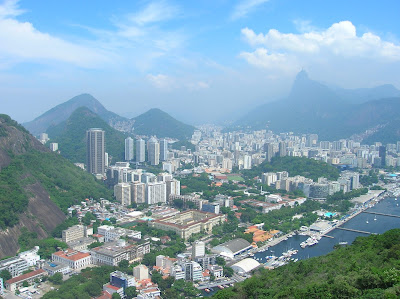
<box><xmin>136</xmin><ymin>138</ymin><xmax>146</xmax><ymax>163</ymax></box>
<box><xmin>114</xmin><ymin>183</ymin><xmax>131</xmax><ymax>206</ymax></box>
<box><xmin>146</xmin><ymin>182</ymin><xmax>166</xmax><ymax>205</ymax></box>
<box><xmin>278</xmin><ymin>141</ymin><xmax>287</xmax><ymax>157</ymax></box>
<box><xmin>86</xmin><ymin>128</ymin><xmax>105</xmax><ymax>175</ymax></box>
<box><xmin>147</xmin><ymin>137</ymin><xmax>160</xmax><ymax>166</ymax></box>
<box><xmin>192</xmin><ymin>241</ymin><xmax>205</xmax><ymax>259</ymax></box>
<box><xmin>264</xmin><ymin>142</ymin><xmax>274</xmax><ymax>162</ymax></box>
<box><xmin>131</xmin><ymin>182</ymin><xmax>146</xmax><ymax>204</ymax></box>
<box><xmin>125</xmin><ymin>137</ymin><xmax>134</xmax><ymax>161</ymax></box>
<box><xmin>160</xmin><ymin>139</ymin><xmax>168</xmax><ymax>161</ymax></box>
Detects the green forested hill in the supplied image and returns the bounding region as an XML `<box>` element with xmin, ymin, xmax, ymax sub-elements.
<box><xmin>47</xmin><ymin>107</ymin><xmax>128</xmax><ymax>163</ymax></box>
<box><xmin>214</xmin><ymin>229</ymin><xmax>400</xmax><ymax>298</ymax></box>
<box><xmin>133</xmin><ymin>108</ymin><xmax>195</xmax><ymax>140</ymax></box>
<box><xmin>0</xmin><ymin>114</ymin><xmax>112</xmax><ymax>256</ymax></box>
<box><xmin>242</xmin><ymin>156</ymin><xmax>340</xmax><ymax>182</ymax></box>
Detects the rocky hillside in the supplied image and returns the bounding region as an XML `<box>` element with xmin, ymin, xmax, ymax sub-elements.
<box><xmin>0</xmin><ymin>114</ymin><xmax>112</xmax><ymax>258</ymax></box>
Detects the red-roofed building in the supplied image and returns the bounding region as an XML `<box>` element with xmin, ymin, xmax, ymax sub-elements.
<box><xmin>95</xmin><ymin>290</ymin><xmax>112</xmax><ymax>299</ymax></box>
<box><xmin>5</xmin><ymin>269</ymin><xmax>47</xmax><ymax>292</ymax></box>
<box><xmin>52</xmin><ymin>249</ymin><xmax>92</xmax><ymax>270</ymax></box>
<box><xmin>103</xmin><ymin>284</ymin><xmax>124</xmax><ymax>298</ymax></box>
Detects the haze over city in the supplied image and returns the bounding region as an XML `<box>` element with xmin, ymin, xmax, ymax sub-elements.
<box><xmin>1</xmin><ymin>0</ymin><xmax>400</xmax><ymax>124</ymax></box>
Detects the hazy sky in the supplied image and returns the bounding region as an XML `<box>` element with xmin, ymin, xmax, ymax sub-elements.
<box><xmin>1</xmin><ymin>0</ymin><xmax>400</xmax><ymax>125</ymax></box>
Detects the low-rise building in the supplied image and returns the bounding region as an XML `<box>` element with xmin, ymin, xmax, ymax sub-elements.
<box><xmin>150</xmin><ymin>210</ymin><xmax>225</xmax><ymax>240</ymax></box>
<box><xmin>5</xmin><ymin>269</ymin><xmax>47</xmax><ymax>292</ymax></box>
<box><xmin>52</xmin><ymin>249</ymin><xmax>92</xmax><ymax>270</ymax></box>
<box><xmin>90</xmin><ymin>239</ymin><xmax>150</xmax><ymax>266</ymax></box>
<box><xmin>42</xmin><ymin>261</ymin><xmax>71</xmax><ymax>276</ymax></box>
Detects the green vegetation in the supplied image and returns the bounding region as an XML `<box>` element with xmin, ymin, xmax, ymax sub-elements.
<box><xmin>42</xmin><ymin>265</ymin><xmax>116</xmax><ymax>299</ymax></box>
<box><xmin>242</xmin><ymin>156</ymin><xmax>340</xmax><ymax>182</ymax></box>
<box><xmin>4</xmin><ymin>150</ymin><xmax>112</xmax><ymax>220</ymax></box>
<box><xmin>179</xmin><ymin>173</ymin><xmax>245</xmax><ymax>200</ymax></box>
<box><xmin>0</xmin><ymin>114</ymin><xmax>30</xmax><ymax>135</ymax></box>
<box><xmin>132</xmin><ymin>223</ymin><xmax>186</xmax><ymax>267</ymax></box>
<box><xmin>227</xmin><ymin>175</ymin><xmax>244</xmax><ymax>182</ymax></box>
<box><xmin>214</xmin><ymin>229</ymin><xmax>400</xmax><ymax>298</ymax></box>
<box><xmin>0</xmin><ymin>143</ymin><xmax>113</xmax><ymax>228</ymax></box>
<box><xmin>18</xmin><ymin>229</ymin><xmax>68</xmax><ymax>259</ymax></box>
<box><xmin>171</xmin><ymin>140</ymin><xmax>196</xmax><ymax>151</ymax></box>
<box><xmin>0</xmin><ymin>269</ymin><xmax>11</xmax><ymax>281</ymax></box>
<box><xmin>360</xmin><ymin>169</ymin><xmax>379</xmax><ymax>186</ymax></box>
<box><xmin>133</xmin><ymin>108</ymin><xmax>195</xmax><ymax>140</ymax></box>
<box><xmin>47</xmin><ymin>107</ymin><xmax>129</xmax><ymax>163</ymax></box>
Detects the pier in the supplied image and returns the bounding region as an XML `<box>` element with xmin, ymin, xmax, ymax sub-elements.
<box><xmin>322</xmin><ymin>235</ymin><xmax>335</xmax><ymax>239</ymax></box>
<box><xmin>336</xmin><ymin>227</ymin><xmax>375</xmax><ymax>235</ymax></box>
<box><xmin>362</xmin><ymin>211</ymin><xmax>400</xmax><ymax>219</ymax></box>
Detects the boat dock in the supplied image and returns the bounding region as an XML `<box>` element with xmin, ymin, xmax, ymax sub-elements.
<box><xmin>335</xmin><ymin>227</ymin><xmax>375</xmax><ymax>235</ymax></box>
<box><xmin>321</xmin><ymin>234</ymin><xmax>334</xmax><ymax>239</ymax></box>
<box><xmin>362</xmin><ymin>211</ymin><xmax>400</xmax><ymax>219</ymax></box>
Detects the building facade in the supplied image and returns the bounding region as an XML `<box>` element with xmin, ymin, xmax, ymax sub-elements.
<box><xmin>86</xmin><ymin>128</ymin><xmax>105</xmax><ymax>175</ymax></box>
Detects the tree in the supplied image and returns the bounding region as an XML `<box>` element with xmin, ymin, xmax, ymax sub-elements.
<box><xmin>49</xmin><ymin>272</ymin><xmax>63</xmax><ymax>284</ymax></box>
<box><xmin>151</xmin><ymin>270</ymin><xmax>163</xmax><ymax>284</ymax></box>
<box><xmin>125</xmin><ymin>286</ymin><xmax>138</xmax><ymax>299</ymax></box>
<box><xmin>216</xmin><ymin>257</ymin><xmax>226</xmax><ymax>267</ymax></box>
<box><xmin>223</xmin><ymin>266</ymin><xmax>234</xmax><ymax>277</ymax></box>
<box><xmin>22</xmin><ymin>281</ymin><xmax>29</xmax><ymax>287</ymax></box>
<box><xmin>0</xmin><ymin>269</ymin><xmax>11</xmax><ymax>281</ymax></box>
<box><xmin>112</xmin><ymin>293</ymin><xmax>121</xmax><ymax>299</ymax></box>
<box><xmin>118</xmin><ymin>259</ymin><xmax>129</xmax><ymax>269</ymax></box>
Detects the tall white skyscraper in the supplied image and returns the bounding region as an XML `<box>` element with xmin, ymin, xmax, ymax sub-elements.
<box><xmin>125</xmin><ymin>137</ymin><xmax>134</xmax><ymax>161</ymax></box>
<box><xmin>160</xmin><ymin>139</ymin><xmax>168</xmax><ymax>161</ymax></box>
<box><xmin>86</xmin><ymin>128</ymin><xmax>105</xmax><ymax>175</ymax></box>
<box><xmin>147</xmin><ymin>137</ymin><xmax>160</xmax><ymax>166</ymax></box>
<box><xmin>136</xmin><ymin>138</ymin><xmax>146</xmax><ymax>163</ymax></box>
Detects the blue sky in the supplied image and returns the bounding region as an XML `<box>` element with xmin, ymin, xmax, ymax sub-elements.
<box><xmin>1</xmin><ymin>0</ymin><xmax>400</xmax><ymax>124</ymax></box>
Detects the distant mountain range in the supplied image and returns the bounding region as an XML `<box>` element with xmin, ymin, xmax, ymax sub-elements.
<box><xmin>46</xmin><ymin>107</ymin><xmax>128</xmax><ymax>163</ymax></box>
<box><xmin>23</xmin><ymin>93</ymin><xmax>195</xmax><ymax>140</ymax></box>
<box><xmin>233</xmin><ymin>71</ymin><xmax>400</xmax><ymax>143</ymax></box>
<box><xmin>132</xmin><ymin>108</ymin><xmax>195</xmax><ymax>140</ymax></box>
<box><xmin>0</xmin><ymin>114</ymin><xmax>112</xmax><ymax>257</ymax></box>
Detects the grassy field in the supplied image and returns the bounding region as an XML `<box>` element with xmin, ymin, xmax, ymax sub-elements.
<box><xmin>227</xmin><ymin>175</ymin><xmax>244</xmax><ymax>181</ymax></box>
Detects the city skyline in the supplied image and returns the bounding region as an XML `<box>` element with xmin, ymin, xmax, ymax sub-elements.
<box><xmin>0</xmin><ymin>0</ymin><xmax>399</xmax><ymax>125</ymax></box>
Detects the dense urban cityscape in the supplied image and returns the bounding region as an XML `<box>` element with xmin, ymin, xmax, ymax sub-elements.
<box><xmin>1</xmin><ymin>0</ymin><xmax>400</xmax><ymax>298</ymax></box>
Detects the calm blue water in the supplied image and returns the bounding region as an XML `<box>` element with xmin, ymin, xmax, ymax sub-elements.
<box><xmin>255</xmin><ymin>197</ymin><xmax>400</xmax><ymax>262</ymax></box>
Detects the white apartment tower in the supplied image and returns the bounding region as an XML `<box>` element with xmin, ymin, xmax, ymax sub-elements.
<box><xmin>192</xmin><ymin>241</ymin><xmax>205</xmax><ymax>259</ymax></box>
<box><xmin>131</xmin><ymin>182</ymin><xmax>146</xmax><ymax>204</ymax></box>
<box><xmin>114</xmin><ymin>183</ymin><xmax>131</xmax><ymax>206</ymax></box>
<box><xmin>147</xmin><ymin>137</ymin><xmax>160</xmax><ymax>166</ymax></box>
<box><xmin>146</xmin><ymin>182</ymin><xmax>166</xmax><ymax>205</ymax></box>
<box><xmin>125</xmin><ymin>137</ymin><xmax>134</xmax><ymax>161</ymax></box>
<box><xmin>136</xmin><ymin>138</ymin><xmax>146</xmax><ymax>163</ymax></box>
<box><xmin>86</xmin><ymin>128</ymin><xmax>105</xmax><ymax>175</ymax></box>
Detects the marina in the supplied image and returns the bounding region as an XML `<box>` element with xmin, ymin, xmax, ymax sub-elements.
<box><xmin>253</xmin><ymin>194</ymin><xmax>400</xmax><ymax>266</ymax></box>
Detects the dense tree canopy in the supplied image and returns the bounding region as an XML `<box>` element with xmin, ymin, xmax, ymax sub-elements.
<box><xmin>213</xmin><ymin>229</ymin><xmax>400</xmax><ymax>298</ymax></box>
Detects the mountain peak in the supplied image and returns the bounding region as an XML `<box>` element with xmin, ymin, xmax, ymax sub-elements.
<box><xmin>295</xmin><ymin>69</ymin><xmax>309</xmax><ymax>81</ymax></box>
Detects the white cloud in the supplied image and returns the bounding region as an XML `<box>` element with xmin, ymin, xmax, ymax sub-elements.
<box><xmin>241</xmin><ymin>21</ymin><xmax>400</xmax><ymax>60</ymax></box>
<box><xmin>127</xmin><ymin>1</ymin><xmax>179</xmax><ymax>26</ymax></box>
<box><xmin>147</xmin><ymin>73</ymin><xmax>175</xmax><ymax>90</ymax></box>
<box><xmin>0</xmin><ymin>0</ymin><xmax>24</xmax><ymax>19</ymax></box>
<box><xmin>240</xmin><ymin>48</ymin><xmax>298</xmax><ymax>73</ymax></box>
<box><xmin>231</xmin><ymin>0</ymin><xmax>269</xmax><ymax>20</ymax></box>
<box><xmin>0</xmin><ymin>18</ymin><xmax>111</xmax><ymax>68</ymax></box>
<box><xmin>293</xmin><ymin>19</ymin><xmax>317</xmax><ymax>33</ymax></box>
<box><xmin>0</xmin><ymin>1</ymin><xmax>112</xmax><ymax>69</ymax></box>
